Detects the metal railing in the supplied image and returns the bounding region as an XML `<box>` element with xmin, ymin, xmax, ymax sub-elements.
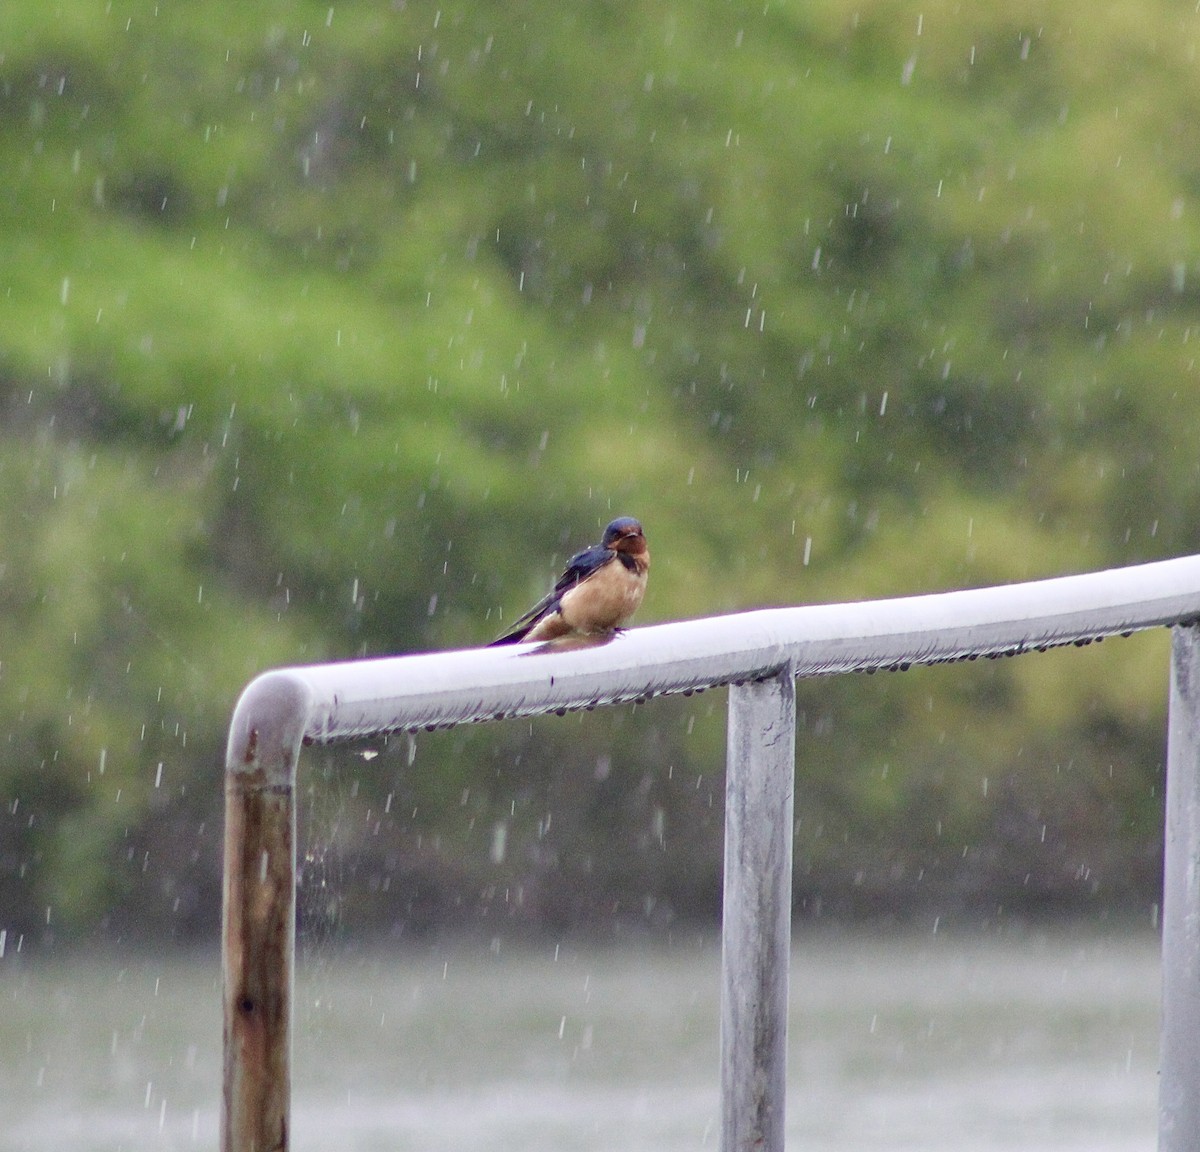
<box><xmin>222</xmin><ymin>553</ymin><xmax>1200</xmax><ymax>1152</ymax></box>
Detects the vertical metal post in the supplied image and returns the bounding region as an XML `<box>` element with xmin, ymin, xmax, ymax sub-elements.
<box><xmin>222</xmin><ymin>675</ymin><xmax>311</xmax><ymax>1152</ymax></box>
<box><xmin>721</xmin><ymin>668</ymin><xmax>796</xmax><ymax>1152</ymax></box>
<box><xmin>1161</xmin><ymin>624</ymin><xmax>1200</xmax><ymax>1150</ymax></box>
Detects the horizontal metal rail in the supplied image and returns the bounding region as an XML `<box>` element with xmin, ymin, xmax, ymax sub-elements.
<box><xmin>222</xmin><ymin>552</ymin><xmax>1200</xmax><ymax>1152</ymax></box>
<box><xmin>231</xmin><ymin>553</ymin><xmax>1200</xmax><ymax>742</ymax></box>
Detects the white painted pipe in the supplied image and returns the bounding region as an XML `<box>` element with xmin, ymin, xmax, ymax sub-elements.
<box><xmin>221</xmin><ymin>552</ymin><xmax>1200</xmax><ymax>1152</ymax></box>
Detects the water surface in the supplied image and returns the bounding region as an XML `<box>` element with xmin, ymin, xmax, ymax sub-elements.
<box><xmin>1</xmin><ymin>929</ymin><xmax>1159</xmax><ymax>1151</ymax></box>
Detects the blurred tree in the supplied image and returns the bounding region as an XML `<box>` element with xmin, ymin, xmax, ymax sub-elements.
<box><xmin>0</xmin><ymin>0</ymin><xmax>1193</xmax><ymax>939</ymax></box>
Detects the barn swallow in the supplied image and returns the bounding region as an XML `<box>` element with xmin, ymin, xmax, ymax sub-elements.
<box><xmin>489</xmin><ymin>517</ymin><xmax>649</xmax><ymax>645</ymax></box>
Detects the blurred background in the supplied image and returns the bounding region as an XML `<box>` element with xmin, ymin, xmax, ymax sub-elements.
<box><xmin>5</xmin><ymin>2</ymin><xmax>1193</xmax><ymax>1148</ymax></box>
<box><xmin>0</xmin><ymin>0</ymin><xmax>1192</xmax><ymax>948</ymax></box>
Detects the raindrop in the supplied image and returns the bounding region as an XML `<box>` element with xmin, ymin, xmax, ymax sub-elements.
<box><xmin>490</xmin><ymin>821</ymin><xmax>507</xmax><ymax>864</ymax></box>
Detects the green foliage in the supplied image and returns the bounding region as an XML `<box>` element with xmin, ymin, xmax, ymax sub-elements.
<box><xmin>0</xmin><ymin>0</ymin><xmax>1195</xmax><ymax>937</ymax></box>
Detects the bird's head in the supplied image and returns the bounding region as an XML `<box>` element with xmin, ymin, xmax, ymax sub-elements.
<box><xmin>602</xmin><ymin>516</ymin><xmax>647</xmax><ymax>556</ymax></box>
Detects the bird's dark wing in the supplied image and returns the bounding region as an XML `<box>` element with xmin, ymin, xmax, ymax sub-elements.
<box><xmin>488</xmin><ymin>587</ymin><xmax>559</xmax><ymax>646</ymax></box>
<box><xmin>489</xmin><ymin>543</ymin><xmax>614</xmax><ymax>645</ymax></box>
<box><xmin>549</xmin><ymin>543</ymin><xmax>615</xmax><ymax>595</ymax></box>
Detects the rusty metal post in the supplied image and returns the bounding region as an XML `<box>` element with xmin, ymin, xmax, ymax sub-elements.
<box><xmin>222</xmin><ymin>673</ymin><xmax>312</xmax><ymax>1152</ymax></box>
<box><xmin>721</xmin><ymin>668</ymin><xmax>795</xmax><ymax>1152</ymax></box>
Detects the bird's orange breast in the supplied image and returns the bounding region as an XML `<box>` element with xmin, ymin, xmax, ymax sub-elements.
<box><xmin>559</xmin><ymin>556</ymin><xmax>647</xmax><ymax>634</ymax></box>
